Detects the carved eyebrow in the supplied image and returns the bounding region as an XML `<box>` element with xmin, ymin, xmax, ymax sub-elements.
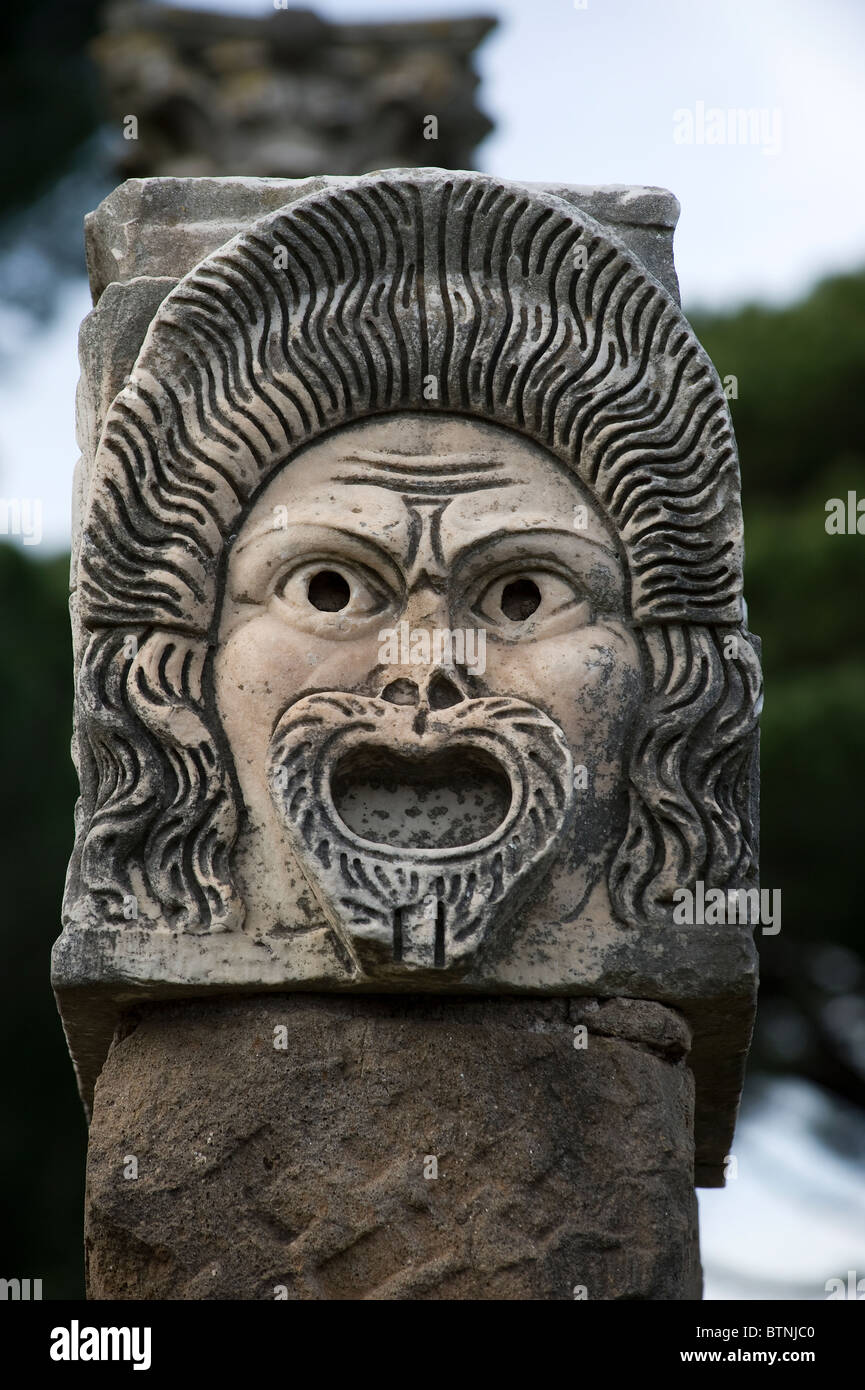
<box><xmin>450</xmin><ymin>525</ymin><xmax>622</xmax><ymax>567</ymax></box>
<box><xmin>230</xmin><ymin>519</ymin><xmax>404</xmax><ymax>580</ymax></box>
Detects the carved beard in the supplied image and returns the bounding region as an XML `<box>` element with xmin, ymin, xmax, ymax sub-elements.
<box><xmin>266</xmin><ymin>692</ymin><xmax>575</xmax><ymax>979</ymax></box>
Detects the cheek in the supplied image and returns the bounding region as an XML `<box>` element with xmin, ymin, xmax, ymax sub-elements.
<box><xmin>481</xmin><ymin>623</ymin><xmax>642</xmax><ymax>771</ymax></box>
<box><xmin>214</xmin><ymin>614</ymin><xmax>385</xmax><ymax>768</ymax></box>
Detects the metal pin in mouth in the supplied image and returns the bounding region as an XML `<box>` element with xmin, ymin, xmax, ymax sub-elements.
<box><xmin>329</xmin><ymin>743</ymin><xmax>512</xmax><ymax>850</ymax></box>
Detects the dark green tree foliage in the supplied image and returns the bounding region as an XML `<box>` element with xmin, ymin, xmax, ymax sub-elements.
<box><xmin>692</xmin><ymin>272</ymin><xmax>865</xmax><ymax>504</ymax></box>
<box><xmin>693</xmin><ymin>274</ymin><xmax>865</xmax><ymax>1099</ymax></box>
<box><xmin>0</xmin><ymin>0</ymin><xmax>104</xmax><ymax>218</ymax></box>
<box><xmin>692</xmin><ymin>274</ymin><xmax>865</xmax><ymax>950</ymax></box>
<box><xmin>0</xmin><ymin>546</ymin><xmax>85</xmax><ymax>1296</ymax></box>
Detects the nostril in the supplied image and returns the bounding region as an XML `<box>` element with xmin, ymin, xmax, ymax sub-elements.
<box><xmin>427</xmin><ymin>673</ymin><xmax>463</xmax><ymax>710</ymax></box>
<box><xmin>381</xmin><ymin>678</ymin><xmax>420</xmax><ymax>706</ymax></box>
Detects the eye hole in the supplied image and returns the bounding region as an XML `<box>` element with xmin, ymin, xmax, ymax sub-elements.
<box><xmin>272</xmin><ymin>559</ymin><xmax>391</xmax><ymax>629</ymax></box>
<box><xmin>500</xmin><ymin>577</ymin><xmax>541</xmax><ymax>621</ymax></box>
<box><xmin>471</xmin><ymin>568</ymin><xmax>590</xmax><ymax>637</ymax></box>
<box><xmin>307</xmin><ymin>569</ymin><xmax>351</xmax><ymax>612</ymax></box>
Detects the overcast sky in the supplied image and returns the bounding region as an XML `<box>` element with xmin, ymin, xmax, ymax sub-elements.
<box><xmin>3</xmin><ymin>0</ymin><xmax>865</xmax><ymax>549</ymax></box>
<box><xmin>241</xmin><ymin>0</ymin><xmax>865</xmax><ymax>308</ymax></box>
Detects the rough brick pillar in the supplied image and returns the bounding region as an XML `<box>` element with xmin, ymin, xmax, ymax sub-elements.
<box><xmin>85</xmin><ymin>996</ymin><xmax>701</xmax><ymax>1301</ymax></box>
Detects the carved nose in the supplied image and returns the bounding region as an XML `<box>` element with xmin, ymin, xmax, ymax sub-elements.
<box><xmin>381</xmin><ymin>673</ymin><xmax>464</xmax><ymax>710</ymax></box>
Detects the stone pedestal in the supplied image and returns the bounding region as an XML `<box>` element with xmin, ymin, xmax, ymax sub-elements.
<box><xmin>85</xmin><ymin>995</ymin><xmax>701</xmax><ymax>1301</ymax></box>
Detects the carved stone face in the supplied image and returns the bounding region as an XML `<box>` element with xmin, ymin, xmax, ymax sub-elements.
<box><xmin>215</xmin><ymin>413</ymin><xmax>642</xmax><ymax>978</ymax></box>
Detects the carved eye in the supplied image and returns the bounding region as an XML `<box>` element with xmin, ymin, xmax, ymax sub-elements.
<box><xmin>473</xmin><ymin>569</ymin><xmax>590</xmax><ymax>635</ymax></box>
<box><xmin>273</xmin><ymin>561</ymin><xmax>390</xmax><ymax>628</ymax></box>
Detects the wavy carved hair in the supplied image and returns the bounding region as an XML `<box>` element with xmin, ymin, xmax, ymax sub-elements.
<box><xmin>66</xmin><ymin>171</ymin><xmax>761</xmax><ymax>933</ymax></box>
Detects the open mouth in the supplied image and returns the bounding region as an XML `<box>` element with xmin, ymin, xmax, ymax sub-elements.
<box><xmin>266</xmin><ymin>689</ymin><xmax>575</xmax><ymax>974</ymax></box>
<box><xmin>330</xmin><ymin>744</ymin><xmax>512</xmax><ymax>850</ymax></box>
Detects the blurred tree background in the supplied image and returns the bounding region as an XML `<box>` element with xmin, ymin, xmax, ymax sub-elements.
<box><xmin>0</xmin><ymin>0</ymin><xmax>105</xmax><ymax>1302</ymax></box>
<box><xmin>1</xmin><ymin>0</ymin><xmax>863</xmax><ymax>1300</ymax></box>
<box><xmin>693</xmin><ymin>277</ymin><xmax>865</xmax><ymax>1110</ymax></box>
<box><xmin>0</xmin><ymin>1</ymin><xmax>103</xmax><ymax>215</ymax></box>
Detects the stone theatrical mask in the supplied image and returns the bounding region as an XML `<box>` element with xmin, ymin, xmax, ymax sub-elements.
<box><xmin>58</xmin><ymin>173</ymin><xmax>762</xmax><ymax>1160</ymax></box>
<box><xmin>216</xmin><ymin>412</ymin><xmax>640</xmax><ymax>975</ymax></box>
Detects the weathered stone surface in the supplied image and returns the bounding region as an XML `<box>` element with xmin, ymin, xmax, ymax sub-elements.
<box><xmin>56</xmin><ymin>168</ymin><xmax>762</xmax><ymax>1191</ymax></box>
<box><xmin>85</xmin><ymin>995</ymin><xmax>701</xmax><ymax>1300</ymax></box>
<box><xmin>83</xmin><ymin>175</ymin><xmax>681</xmax><ymax>305</ymax></box>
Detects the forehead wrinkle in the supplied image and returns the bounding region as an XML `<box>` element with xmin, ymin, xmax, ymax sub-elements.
<box><xmin>334</xmin><ymin>448</ymin><xmax>517</xmax><ymax>492</ymax></box>
<box><xmin>340</xmin><ymin>450</ymin><xmax>511</xmax><ymax>473</ymax></box>
<box><xmin>334</xmin><ymin>473</ymin><xmax>514</xmax><ymax>495</ymax></box>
